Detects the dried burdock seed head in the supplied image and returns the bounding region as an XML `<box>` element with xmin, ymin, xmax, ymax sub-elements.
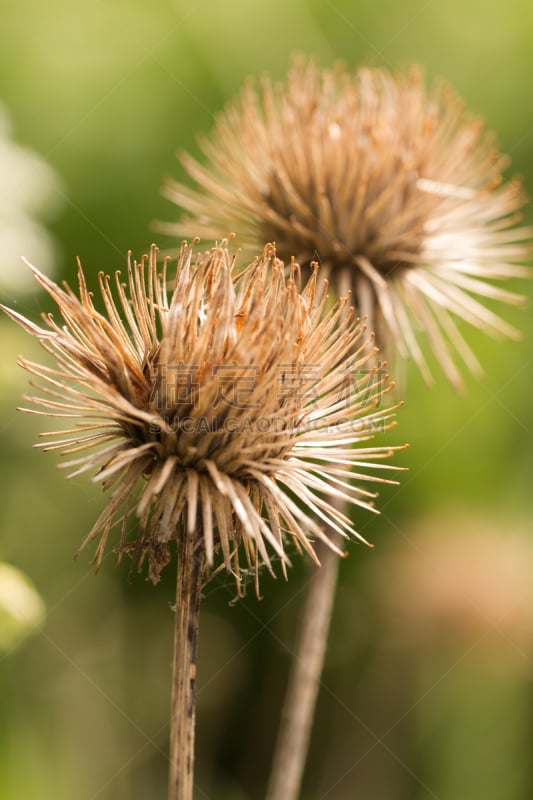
<box><xmin>2</xmin><ymin>243</ymin><xmax>405</xmax><ymax>594</ymax></box>
<box><xmin>160</xmin><ymin>56</ymin><xmax>533</xmax><ymax>389</ymax></box>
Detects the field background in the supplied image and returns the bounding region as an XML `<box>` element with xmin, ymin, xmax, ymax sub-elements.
<box><xmin>1</xmin><ymin>1</ymin><xmax>533</xmax><ymax>798</ymax></box>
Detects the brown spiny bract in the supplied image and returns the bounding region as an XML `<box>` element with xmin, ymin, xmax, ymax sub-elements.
<box><xmin>2</xmin><ymin>243</ymin><xmax>403</xmax><ymax>594</ymax></box>
<box><xmin>161</xmin><ymin>57</ymin><xmax>533</xmax><ymax>389</ymax></box>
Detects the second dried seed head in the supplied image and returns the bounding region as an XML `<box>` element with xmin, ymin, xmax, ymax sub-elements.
<box><xmin>161</xmin><ymin>57</ymin><xmax>533</xmax><ymax>388</ymax></box>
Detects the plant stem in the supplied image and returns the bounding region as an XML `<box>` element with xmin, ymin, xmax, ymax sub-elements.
<box><xmin>266</xmin><ymin>536</ymin><xmax>341</xmax><ymax>800</ymax></box>
<box><xmin>168</xmin><ymin>524</ymin><xmax>203</xmax><ymax>800</ymax></box>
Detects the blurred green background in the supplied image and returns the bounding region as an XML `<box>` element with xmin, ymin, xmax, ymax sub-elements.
<box><xmin>1</xmin><ymin>1</ymin><xmax>533</xmax><ymax>798</ymax></box>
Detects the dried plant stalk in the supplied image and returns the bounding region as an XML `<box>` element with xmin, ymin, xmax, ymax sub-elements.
<box><xmin>266</xmin><ymin>537</ymin><xmax>340</xmax><ymax>800</ymax></box>
<box><xmin>169</xmin><ymin>520</ymin><xmax>204</xmax><ymax>800</ymax></box>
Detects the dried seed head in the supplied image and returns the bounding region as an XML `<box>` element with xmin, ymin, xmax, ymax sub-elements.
<box><xmin>160</xmin><ymin>57</ymin><xmax>533</xmax><ymax>389</ymax></box>
<box><xmin>2</xmin><ymin>243</ymin><xmax>404</xmax><ymax>593</ymax></box>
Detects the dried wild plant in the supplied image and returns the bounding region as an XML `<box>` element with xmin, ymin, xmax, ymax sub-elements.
<box><xmin>2</xmin><ymin>242</ymin><xmax>404</xmax><ymax>800</ymax></box>
<box><xmin>161</xmin><ymin>57</ymin><xmax>533</xmax><ymax>389</ymax></box>
<box><xmin>159</xmin><ymin>56</ymin><xmax>533</xmax><ymax>800</ymax></box>
<box><xmin>1</xmin><ymin>242</ymin><xmax>402</xmax><ymax>589</ymax></box>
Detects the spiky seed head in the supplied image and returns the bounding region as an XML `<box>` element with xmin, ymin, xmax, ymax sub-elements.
<box><xmin>160</xmin><ymin>56</ymin><xmax>533</xmax><ymax>389</ymax></box>
<box><xmin>2</xmin><ymin>243</ymin><xmax>404</xmax><ymax>594</ymax></box>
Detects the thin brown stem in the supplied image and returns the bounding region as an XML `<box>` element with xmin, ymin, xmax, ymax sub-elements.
<box><xmin>168</xmin><ymin>522</ymin><xmax>204</xmax><ymax>800</ymax></box>
<box><xmin>266</xmin><ymin>535</ymin><xmax>341</xmax><ymax>800</ymax></box>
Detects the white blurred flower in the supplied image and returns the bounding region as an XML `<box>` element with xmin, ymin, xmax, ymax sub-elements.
<box><xmin>0</xmin><ymin>103</ymin><xmax>63</xmax><ymax>295</ymax></box>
